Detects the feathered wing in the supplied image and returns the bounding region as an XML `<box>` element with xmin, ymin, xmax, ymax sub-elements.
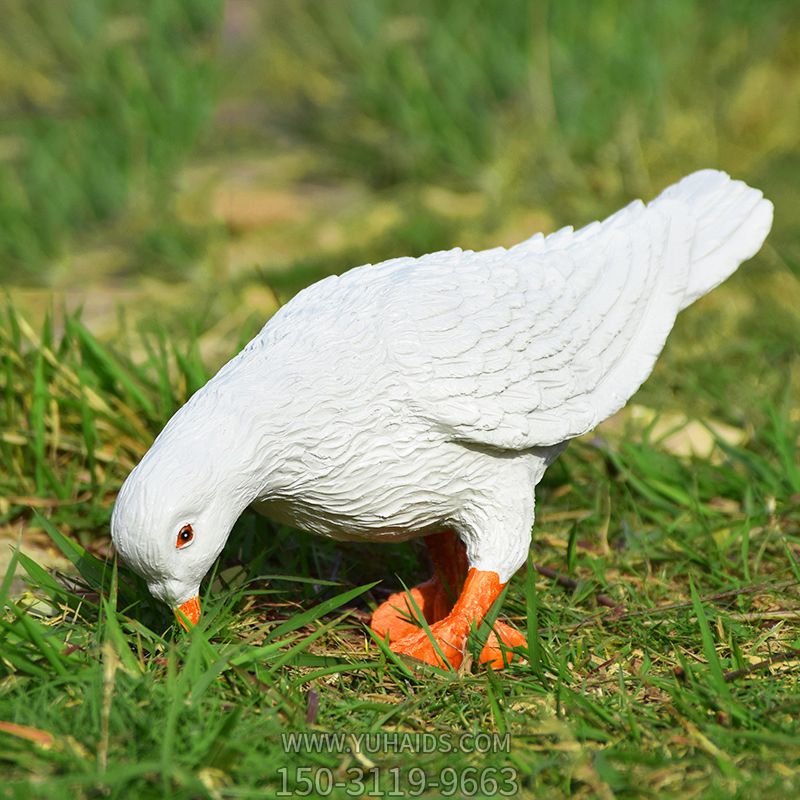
<box><xmin>384</xmin><ymin>170</ymin><xmax>773</xmax><ymax>450</ymax></box>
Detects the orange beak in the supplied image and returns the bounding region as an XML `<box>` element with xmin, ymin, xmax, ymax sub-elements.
<box><xmin>174</xmin><ymin>595</ymin><xmax>201</xmax><ymax>630</ymax></box>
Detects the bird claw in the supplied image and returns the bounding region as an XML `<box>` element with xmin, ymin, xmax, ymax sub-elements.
<box><xmin>370</xmin><ymin>578</ymin><xmax>451</xmax><ymax>643</ymax></box>
<box><xmin>390</xmin><ymin>616</ymin><xmax>470</xmax><ymax>669</ymax></box>
<box><xmin>389</xmin><ymin>616</ymin><xmax>527</xmax><ymax>670</ymax></box>
<box><xmin>479</xmin><ymin>620</ymin><xmax>527</xmax><ymax>669</ymax></box>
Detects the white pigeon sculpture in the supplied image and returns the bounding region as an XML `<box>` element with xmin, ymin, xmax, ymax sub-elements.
<box><xmin>111</xmin><ymin>170</ymin><xmax>772</xmax><ymax>669</ymax></box>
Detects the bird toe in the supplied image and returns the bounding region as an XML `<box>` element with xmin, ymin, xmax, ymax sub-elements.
<box><xmin>370</xmin><ymin>577</ymin><xmax>450</xmax><ymax>643</ymax></box>
<box><xmin>388</xmin><ymin>616</ymin><xmax>469</xmax><ymax>669</ymax></box>
<box><xmin>479</xmin><ymin>620</ymin><xmax>527</xmax><ymax>669</ymax></box>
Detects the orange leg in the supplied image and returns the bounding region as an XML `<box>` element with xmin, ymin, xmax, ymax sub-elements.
<box><xmin>369</xmin><ymin>576</ymin><xmax>450</xmax><ymax>642</ymax></box>
<box><xmin>370</xmin><ymin>531</ymin><xmax>526</xmax><ymax>669</ymax></box>
<box><xmin>389</xmin><ymin>568</ymin><xmax>526</xmax><ymax>669</ymax></box>
<box><xmin>370</xmin><ymin>531</ymin><xmax>466</xmax><ymax>642</ymax></box>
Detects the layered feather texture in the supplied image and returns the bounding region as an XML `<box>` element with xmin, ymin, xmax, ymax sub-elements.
<box><xmin>255</xmin><ymin>169</ymin><xmax>772</xmax><ymax>451</ymax></box>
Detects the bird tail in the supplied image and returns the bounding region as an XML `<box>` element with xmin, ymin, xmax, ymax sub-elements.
<box><xmin>648</xmin><ymin>169</ymin><xmax>773</xmax><ymax>311</ymax></box>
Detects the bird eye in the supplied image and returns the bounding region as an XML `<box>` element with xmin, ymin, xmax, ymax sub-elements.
<box><xmin>176</xmin><ymin>524</ymin><xmax>194</xmax><ymax>549</ymax></box>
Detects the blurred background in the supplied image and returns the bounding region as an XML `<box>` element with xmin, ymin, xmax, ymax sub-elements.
<box><xmin>1</xmin><ymin>1</ymin><xmax>799</xmax><ymax>550</ymax></box>
<box><xmin>3</xmin><ymin>1</ymin><xmax>798</xmax><ymax>301</ymax></box>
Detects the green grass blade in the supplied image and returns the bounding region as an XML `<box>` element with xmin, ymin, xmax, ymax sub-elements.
<box><xmin>68</xmin><ymin>317</ymin><xmax>156</xmax><ymax>418</ymax></box>
<box><xmin>689</xmin><ymin>579</ymin><xmax>743</xmax><ymax>722</ymax></box>
<box><xmin>6</xmin><ymin>606</ymin><xmax>69</xmax><ymax>678</ymax></box>
<box><xmin>34</xmin><ymin>511</ymin><xmax>108</xmax><ymax>592</ymax></box>
<box><xmin>267</xmin><ymin>581</ymin><xmax>378</xmax><ymax>639</ymax></box>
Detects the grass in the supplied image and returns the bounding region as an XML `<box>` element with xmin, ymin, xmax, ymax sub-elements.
<box><xmin>0</xmin><ymin>0</ymin><xmax>222</xmax><ymax>281</ymax></box>
<box><xmin>245</xmin><ymin>0</ymin><xmax>800</xmax><ymax>220</ymax></box>
<box><xmin>2</xmin><ymin>1</ymin><xmax>800</xmax><ymax>797</ymax></box>
<box><xmin>1</xmin><ymin>299</ymin><xmax>799</xmax><ymax>798</ymax></box>
<box><xmin>4</xmin><ymin>1</ymin><xmax>800</xmax><ymax>288</ymax></box>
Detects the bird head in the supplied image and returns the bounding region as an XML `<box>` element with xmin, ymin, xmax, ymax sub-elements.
<box><xmin>110</xmin><ymin>439</ymin><xmax>246</xmax><ymax>629</ymax></box>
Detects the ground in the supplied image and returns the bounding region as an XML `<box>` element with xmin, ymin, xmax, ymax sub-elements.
<box><xmin>1</xmin><ymin>2</ymin><xmax>800</xmax><ymax>798</ymax></box>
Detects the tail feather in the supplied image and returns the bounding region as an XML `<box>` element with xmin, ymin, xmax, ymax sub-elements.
<box><xmin>649</xmin><ymin>169</ymin><xmax>773</xmax><ymax>311</ymax></box>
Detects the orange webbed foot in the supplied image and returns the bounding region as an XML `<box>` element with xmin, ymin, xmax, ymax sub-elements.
<box><xmin>387</xmin><ymin>568</ymin><xmax>523</xmax><ymax>670</ymax></box>
<box><xmin>370</xmin><ymin>578</ymin><xmax>450</xmax><ymax>642</ymax></box>
<box><xmin>389</xmin><ymin>615</ymin><xmax>527</xmax><ymax>670</ymax></box>
<box><xmin>390</xmin><ymin>613</ymin><xmax>471</xmax><ymax>669</ymax></box>
<box><xmin>371</xmin><ymin>536</ymin><xmax>523</xmax><ymax>671</ymax></box>
<box><xmin>370</xmin><ymin>531</ymin><xmax>464</xmax><ymax>644</ymax></box>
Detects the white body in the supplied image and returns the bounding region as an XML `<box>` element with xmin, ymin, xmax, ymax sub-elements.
<box><xmin>111</xmin><ymin>170</ymin><xmax>773</xmax><ymax>605</ymax></box>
